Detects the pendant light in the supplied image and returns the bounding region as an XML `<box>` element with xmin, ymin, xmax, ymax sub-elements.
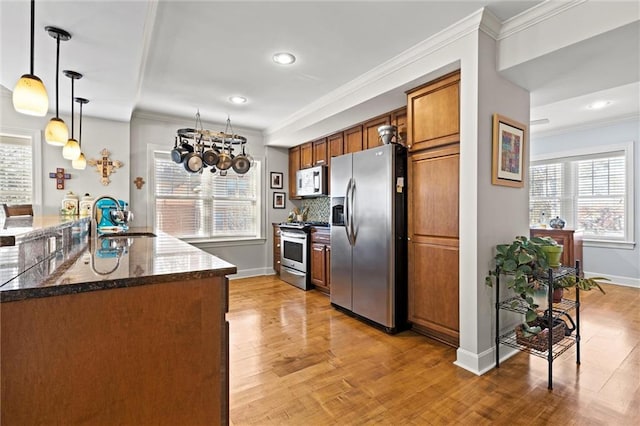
<box><xmin>44</xmin><ymin>26</ymin><xmax>71</xmax><ymax>146</ymax></box>
<box><xmin>12</xmin><ymin>0</ymin><xmax>49</xmax><ymax>116</ymax></box>
<box><xmin>62</xmin><ymin>70</ymin><xmax>82</xmax><ymax>160</ymax></box>
<box><xmin>72</xmin><ymin>97</ymin><xmax>88</xmax><ymax>170</ymax></box>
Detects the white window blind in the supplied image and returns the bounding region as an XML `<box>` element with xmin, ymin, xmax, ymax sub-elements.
<box><xmin>153</xmin><ymin>151</ymin><xmax>261</xmax><ymax>240</ymax></box>
<box><xmin>0</xmin><ymin>135</ymin><xmax>33</xmax><ymax>207</ymax></box>
<box><xmin>530</xmin><ymin>147</ymin><xmax>632</xmax><ymax>243</ymax></box>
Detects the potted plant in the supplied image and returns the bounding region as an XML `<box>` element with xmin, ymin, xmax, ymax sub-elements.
<box><xmin>485</xmin><ymin>235</ymin><xmax>551</xmax><ymax>323</ymax></box>
<box><xmin>486</xmin><ymin>235</ymin><xmax>608</xmax><ymax>322</ymax></box>
<box><xmin>538</xmin><ymin>237</ymin><xmax>563</xmax><ymax>268</ymax></box>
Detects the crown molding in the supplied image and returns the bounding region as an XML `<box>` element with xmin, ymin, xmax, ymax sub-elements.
<box><xmin>265</xmin><ymin>8</ymin><xmax>485</xmax><ymax>137</ymax></box>
<box><xmin>498</xmin><ymin>0</ymin><xmax>587</xmax><ymax>40</ymax></box>
<box><xmin>531</xmin><ymin>112</ymin><xmax>640</xmax><ymax>138</ymax></box>
<box><xmin>479</xmin><ymin>7</ymin><xmax>502</xmax><ymax>40</ymax></box>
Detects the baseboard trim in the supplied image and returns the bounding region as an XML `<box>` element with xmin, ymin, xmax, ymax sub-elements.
<box><xmin>228</xmin><ymin>268</ymin><xmax>274</xmax><ymax>280</ymax></box>
<box><xmin>454</xmin><ymin>344</ymin><xmax>520</xmax><ymax>375</ymax></box>
<box><xmin>584</xmin><ymin>271</ymin><xmax>640</xmax><ymax>288</ymax></box>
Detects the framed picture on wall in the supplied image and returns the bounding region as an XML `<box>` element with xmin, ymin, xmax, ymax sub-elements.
<box><xmin>270</xmin><ymin>172</ymin><xmax>283</xmax><ymax>189</ymax></box>
<box><xmin>273</xmin><ymin>192</ymin><xmax>286</xmax><ymax>209</ymax></box>
<box><xmin>492</xmin><ymin>113</ymin><xmax>527</xmax><ymax>188</ymax></box>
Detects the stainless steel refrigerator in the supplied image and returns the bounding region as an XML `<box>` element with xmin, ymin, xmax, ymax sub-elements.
<box><xmin>330</xmin><ymin>143</ymin><xmax>407</xmax><ymax>333</ymax></box>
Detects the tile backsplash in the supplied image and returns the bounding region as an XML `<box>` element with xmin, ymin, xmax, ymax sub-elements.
<box><xmin>302</xmin><ymin>197</ymin><xmax>330</xmax><ymax>222</ymax></box>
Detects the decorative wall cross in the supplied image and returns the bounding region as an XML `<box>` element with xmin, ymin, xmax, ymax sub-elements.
<box><xmin>133</xmin><ymin>176</ymin><xmax>145</xmax><ymax>190</ymax></box>
<box><xmin>49</xmin><ymin>167</ymin><xmax>71</xmax><ymax>190</ymax></box>
<box><xmin>88</xmin><ymin>148</ymin><xmax>123</xmax><ymax>186</ymax></box>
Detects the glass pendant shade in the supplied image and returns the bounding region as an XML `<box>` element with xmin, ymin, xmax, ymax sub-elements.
<box><xmin>72</xmin><ymin>152</ymin><xmax>86</xmax><ymax>170</ymax></box>
<box><xmin>13</xmin><ymin>74</ymin><xmax>48</xmax><ymax>116</ymax></box>
<box><xmin>45</xmin><ymin>117</ymin><xmax>69</xmax><ymax>146</ymax></box>
<box><xmin>62</xmin><ymin>138</ymin><xmax>81</xmax><ymax>160</ymax></box>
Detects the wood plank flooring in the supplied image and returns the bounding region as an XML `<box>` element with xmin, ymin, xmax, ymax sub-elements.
<box><xmin>228</xmin><ymin>276</ymin><xmax>639</xmax><ymax>425</ymax></box>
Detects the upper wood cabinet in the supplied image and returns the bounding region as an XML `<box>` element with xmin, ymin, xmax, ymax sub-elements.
<box><xmin>344</xmin><ymin>125</ymin><xmax>363</xmax><ymax>154</ymax></box>
<box><xmin>313</xmin><ymin>138</ymin><xmax>328</xmax><ymax>166</ymax></box>
<box><xmin>363</xmin><ymin>115</ymin><xmax>391</xmax><ymax>150</ymax></box>
<box><xmin>407</xmin><ymin>70</ymin><xmax>460</xmax><ymax>152</ymax></box>
<box><xmin>328</xmin><ymin>133</ymin><xmax>344</xmax><ymax>164</ymax></box>
<box><xmin>289</xmin><ymin>146</ymin><xmax>301</xmax><ymax>199</ymax></box>
<box><xmin>300</xmin><ymin>142</ymin><xmax>313</xmax><ymax>169</ymax></box>
<box><xmin>391</xmin><ymin>107</ymin><xmax>407</xmax><ymax>147</ymax></box>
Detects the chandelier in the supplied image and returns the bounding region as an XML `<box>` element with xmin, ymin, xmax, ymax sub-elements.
<box><xmin>172</xmin><ymin>111</ymin><xmax>252</xmax><ymax>175</ymax></box>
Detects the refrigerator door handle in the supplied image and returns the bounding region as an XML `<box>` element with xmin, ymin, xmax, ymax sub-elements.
<box><xmin>348</xmin><ymin>178</ymin><xmax>356</xmax><ymax>245</ymax></box>
<box><xmin>344</xmin><ymin>178</ymin><xmax>353</xmax><ymax>246</ymax></box>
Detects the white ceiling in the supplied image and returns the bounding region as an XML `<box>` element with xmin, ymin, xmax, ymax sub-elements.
<box><xmin>1</xmin><ymin>1</ymin><xmax>638</xmax><ymax>142</ymax></box>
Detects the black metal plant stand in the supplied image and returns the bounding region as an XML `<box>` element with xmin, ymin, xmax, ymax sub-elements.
<box><xmin>494</xmin><ymin>260</ymin><xmax>581</xmax><ymax>390</ymax></box>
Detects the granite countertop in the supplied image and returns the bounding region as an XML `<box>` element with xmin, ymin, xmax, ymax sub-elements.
<box><xmin>1</xmin><ymin>226</ymin><xmax>237</xmax><ymax>303</ymax></box>
<box><xmin>0</xmin><ymin>216</ymin><xmax>89</xmax><ymax>247</ymax></box>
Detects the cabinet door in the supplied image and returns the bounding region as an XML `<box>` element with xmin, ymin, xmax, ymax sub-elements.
<box><xmin>328</xmin><ymin>132</ymin><xmax>344</xmax><ymax>164</ymax></box>
<box><xmin>408</xmin><ymin>144</ymin><xmax>460</xmax><ymax>347</ymax></box>
<box><xmin>273</xmin><ymin>226</ymin><xmax>281</xmax><ymax>274</ymax></box>
<box><xmin>310</xmin><ymin>243</ymin><xmax>326</xmax><ymax>287</ymax></box>
<box><xmin>313</xmin><ymin>138</ymin><xmax>327</xmax><ymax>166</ymax></box>
<box><xmin>344</xmin><ymin>125</ymin><xmax>363</xmax><ymax>154</ymax></box>
<box><xmin>300</xmin><ymin>142</ymin><xmax>313</xmax><ymax>169</ymax></box>
<box><xmin>363</xmin><ymin>115</ymin><xmax>390</xmax><ymax>150</ymax></box>
<box><xmin>391</xmin><ymin>107</ymin><xmax>407</xmax><ymax>147</ymax></box>
<box><xmin>289</xmin><ymin>146</ymin><xmax>301</xmax><ymax>199</ymax></box>
<box><xmin>407</xmin><ymin>70</ymin><xmax>460</xmax><ymax>152</ymax></box>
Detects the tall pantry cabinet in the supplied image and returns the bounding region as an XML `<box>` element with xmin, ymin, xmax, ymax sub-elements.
<box><xmin>406</xmin><ymin>70</ymin><xmax>461</xmax><ymax>347</ymax></box>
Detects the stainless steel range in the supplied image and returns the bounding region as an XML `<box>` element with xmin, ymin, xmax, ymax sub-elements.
<box><xmin>279</xmin><ymin>222</ymin><xmax>329</xmax><ymax>290</ymax></box>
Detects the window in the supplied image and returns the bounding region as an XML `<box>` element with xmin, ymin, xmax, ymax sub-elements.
<box><xmin>0</xmin><ymin>135</ymin><xmax>33</xmax><ymax>209</ymax></box>
<box><xmin>152</xmin><ymin>150</ymin><xmax>261</xmax><ymax>241</ymax></box>
<box><xmin>530</xmin><ymin>143</ymin><xmax>634</xmax><ymax>246</ymax></box>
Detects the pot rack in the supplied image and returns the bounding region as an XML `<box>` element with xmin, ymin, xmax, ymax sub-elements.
<box><xmin>172</xmin><ymin>110</ymin><xmax>251</xmax><ymax>175</ymax></box>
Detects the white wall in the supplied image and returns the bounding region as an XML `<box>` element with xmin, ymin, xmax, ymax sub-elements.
<box><xmin>129</xmin><ymin>112</ymin><xmax>289</xmax><ymax>277</ymax></box>
<box><xmin>531</xmin><ymin>119</ymin><xmax>640</xmax><ymax>286</ymax></box>
<box><xmin>1</xmin><ymin>90</ymin><xmax>130</xmax><ymax>215</ymax></box>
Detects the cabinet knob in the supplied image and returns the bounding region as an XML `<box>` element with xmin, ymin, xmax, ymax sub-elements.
<box><xmin>276</xmin><ymin>244</ymin><xmax>280</xmax><ymax>248</ymax></box>
<box><xmin>276</xmin><ymin>260</ymin><xmax>280</xmax><ymax>264</ymax></box>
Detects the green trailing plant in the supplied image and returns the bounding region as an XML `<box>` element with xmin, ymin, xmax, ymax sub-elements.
<box><xmin>486</xmin><ymin>235</ymin><xmax>609</xmax><ymax>328</ymax></box>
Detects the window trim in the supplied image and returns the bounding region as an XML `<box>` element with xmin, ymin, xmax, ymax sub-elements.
<box><xmin>531</xmin><ymin>141</ymin><xmax>634</xmax><ymax>249</ymax></box>
<box><xmin>147</xmin><ymin>143</ymin><xmax>264</xmax><ymax>244</ymax></box>
<box><xmin>0</xmin><ymin>126</ymin><xmax>42</xmax><ymax>214</ymax></box>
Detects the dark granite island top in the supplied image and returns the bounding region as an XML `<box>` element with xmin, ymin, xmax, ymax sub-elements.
<box><xmin>1</xmin><ymin>226</ymin><xmax>236</xmax><ymax>302</ymax></box>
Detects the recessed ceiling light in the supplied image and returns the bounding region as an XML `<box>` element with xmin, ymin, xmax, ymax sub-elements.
<box><xmin>587</xmin><ymin>100</ymin><xmax>611</xmax><ymax>110</ymax></box>
<box><xmin>229</xmin><ymin>96</ymin><xmax>247</xmax><ymax>104</ymax></box>
<box><xmin>273</xmin><ymin>52</ymin><xmax>296</xmax><ymax>65</ymax></box>
<box><xmin>530</xmin><ymin>118</ymin><xmax>550</xmax><ymax>126</ymax></box>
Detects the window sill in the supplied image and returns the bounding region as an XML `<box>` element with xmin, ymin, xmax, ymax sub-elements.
<box><xmin>186</xmin><ymin>237</ymin><xmax>266</xmax><ymax>249</ymax></box>
<box><xmin>583</xmin><ymin>239</ymin><xmax>636</xmax><ymax>250</ymax></box>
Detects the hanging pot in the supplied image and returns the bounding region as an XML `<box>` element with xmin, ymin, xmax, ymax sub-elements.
<box><xmin>202</xmin><ymin>149</ymin><xmax>220</xmax><ymax>167</ymax></box>
<box><xmin>183</xmin><ymin>152</ymin><xmax>203</xmax><ymax>173</ymax></box>
<box><xmin>232</xmin><ymin>155</ymin><xmax>251</xmax><ymax>174</ymax></box>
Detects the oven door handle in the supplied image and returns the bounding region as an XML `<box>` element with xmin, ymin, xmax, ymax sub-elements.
<box><xmin>281</xmin><ymin>231</ymin><xmax>307</xmax><ymax>239</ymax></box>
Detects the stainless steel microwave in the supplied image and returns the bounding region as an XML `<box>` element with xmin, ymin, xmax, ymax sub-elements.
<box><xmin>296</xmin><ymin>165</ymin><xmax>327</xmax><ymax>197</ymax></box>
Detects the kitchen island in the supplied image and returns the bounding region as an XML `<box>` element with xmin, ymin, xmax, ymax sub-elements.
<box><xmin>1</xmin><ymin>217</ymin><xmax>236</xmax><ymax>425</ymax></box>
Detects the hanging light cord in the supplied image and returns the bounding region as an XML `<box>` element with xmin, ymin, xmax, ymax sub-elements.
<box><xmin>78</xmin><ymin>101</ymin><xmax>83</xmax><ymax>148</ymax></box>
<box><xmin>70</xmin><ymin>78</ymin><xmax>75</xmax><ymax>139</ymax></box>
<box><xmin>29</xmin><ymin>0</ymin><xmax>35</xmax><ymax>75</ymax></box>
<box><xmin>54</xmin><ymin>34</ymin><xmax>61</xmax><ymax>118</ymax></box>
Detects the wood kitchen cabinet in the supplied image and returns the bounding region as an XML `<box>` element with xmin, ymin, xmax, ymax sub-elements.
<box><xmin>407</xmin><ymin>70</ymin><xmax>460</xmax><ymax>152</ymax></box>
<box><xmin>313</xmin><ymin>138</ymin><xmax>328</xmax><ymax>166</ymax></box>
<box><xmin>530</xmin><ymin>228</ymin><xmax>583</xmax><ymax>269</ymax></box>
<box><xmin>310</xmin><ymin>228</ymin><xmax>331</xmax><ymax>294</ymax></box>
<box><xmin>391</xmin><ymin>107</ymin><xmax>407</xmax><ymax>146</ymax></box>
<box><xmin>363</xmin><ymin>114</ymin><xmax>391</xmax><ymax>150</ymax></box>
<box><xmin>344</xmin><ymin>125</ymin><xmax>363</xmax><ymax>154</ymax></box>
<box><xmin>406</xmin><ymin>71</ymin><xmax>461</xmax><ymax>348</ymax></box>
<box><xmin>300</xmin><ymin>142</ymin><xmax>314</xmax><ymax>169</ymax></box>
<box><xmin>289</xmin><ymin>146</ymin><xmax>301</xmax><ymax>199</ymax></box>
<box><xmin>328</xmin><ymin>132</ymin><xmax>344</xmax><ymax>162</ymax></box>
<box><xmin>273</xmin><ymin>224</ymin><xmax>281</xmax><ymax>275</ymax></box>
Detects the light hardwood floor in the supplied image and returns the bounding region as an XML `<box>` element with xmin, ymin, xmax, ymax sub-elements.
<box><xmin>228</xmin><ymin>276</ymin><xmax>639</xmax><ymax>425</ymax></box>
